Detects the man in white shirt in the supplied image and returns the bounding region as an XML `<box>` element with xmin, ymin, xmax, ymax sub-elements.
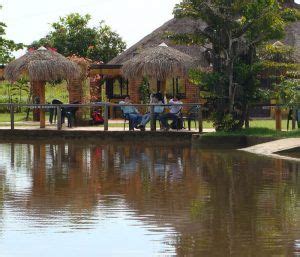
<box><xmin>159</xmin><ymin>95</ymin><xmax>183</xmax><ymax>130</ymax></box>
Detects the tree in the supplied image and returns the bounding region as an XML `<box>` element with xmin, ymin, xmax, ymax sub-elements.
<box><xmin>0</xmin><ymin>6</ymin><xmax>23</xmax><ymax>64</ymax></box>
<box><xmin>87</xmin><ymin>22</ymin><xmax>127</xmax><ymax>63</ymax></box>
<box><xmin>30</xmin><ymin>13</ymin><xmax>126</xmax><ymax>63</ymax></box>
<box><xmin>258</xmin><ymin>42</ymin><xmax>300</xmax><ymax>106</ymax></box>
<box><xmin>173</xmin><ymin>0</ymin><xmax>286</xmax><ymax>130</ymax></box>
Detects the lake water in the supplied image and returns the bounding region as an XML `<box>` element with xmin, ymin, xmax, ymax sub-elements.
<box><xmin>0</xmin><ymin>141</ymin><xmax>300</xmax><ymax>257</ymax></box>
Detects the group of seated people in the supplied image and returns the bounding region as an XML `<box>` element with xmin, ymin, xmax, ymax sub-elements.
<box><xmin>119</xmin><ymin>93</ymin><xmax>183</xmax><ymax>131</ymax></box>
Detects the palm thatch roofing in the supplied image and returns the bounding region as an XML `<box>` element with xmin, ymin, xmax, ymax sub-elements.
<box><xmin>109</xmin><ymin>17</ymin><xmax>209</xmax><ymax>66</ymax></box>
<box><xmin>4</xmin><ymin>47</ymin><xmax>80</xmax><ymax>82</ymax></box>
<box><xmin>122</xmin><ymin>45</ymin><xmax>195</xmax><ymax>80</ymax></box>
<box><xmin>109</xmin><ymin>16</ymin><xmax>300</xmax><ymax>66</ymax></box>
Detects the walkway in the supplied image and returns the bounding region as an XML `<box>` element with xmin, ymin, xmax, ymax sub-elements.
<box><xmin>241</xmin><ymin>138</ymin><xmax>300</xmax><ymax>162</ymax></box>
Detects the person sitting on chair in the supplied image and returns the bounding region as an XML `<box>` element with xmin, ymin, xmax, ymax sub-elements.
<box><xmin>119</xmin><ymin>96</ymin><xmax>142</xmax><ymax>131</ymax></box>
<box><xmin>138</xmin><ymin>93</ymin><xmax>164</xmax><ymax>131</ymax></box>
<box><xmin>159</xmin><ymin>95</ymin><xmax>183</xmax><ymax>131</ymax></box>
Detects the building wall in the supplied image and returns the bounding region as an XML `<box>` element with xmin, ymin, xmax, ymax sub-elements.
<box><xmin>185</xmin><ymin>79</ymin><xmax>200</xmax><ymax>104</ymax></box>
<box><xmin>128</xmin><ymin>79</ymin><xmax>143</xmax><ymax>103</ymax></box>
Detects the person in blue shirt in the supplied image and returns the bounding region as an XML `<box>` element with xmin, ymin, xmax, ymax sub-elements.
<box><xmin>119</xmin><ymin>96</ymin><xmax>143</xmax><ymax>131</ymax></box>
<box><xmin>138</xmin><ymin>93</ymin><xmax>165</xmax><ymax>131</ymax></box>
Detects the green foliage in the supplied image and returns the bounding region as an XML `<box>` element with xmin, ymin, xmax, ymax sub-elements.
<box><xmin>174</xmin><ymin>0</ymin><xmax>286</xmax><ymax>129</ymax></box>
<box><xmin>259</xmin><ymin>43</ymin><xmax>296</xmax><ymax>62</ymax></box>
<box><xmin>281</xmin><ymin>8</ymin><xmax>300</xmax><ymax>22</ymax></box>
<box><xmin>30</xmin><ymin>13</ymin><xmax>126</xmax><ymax>63</ymax></box>
<box><xmin>139</xmin><ymin>78</ymin><xmax>150</xmax><ymax>104</ymax></box>
<box><xmin>87</xmin><ymin>22</ymin><xmax>127</xmax><ymax>63</ymax></box>
<box><xmin>210</xmin><ymin>112</ymin><xmax>241</xmax><ymax>132</ymax></box>
<box><xmin>0</xmin><ymin>6</ymin><xmax>23</xmax><ymax>64</ymax></box>
<box><xmin>273</xmin><ymin>79</ymin><xmax>300</xmax><ymax>106</ymax></box>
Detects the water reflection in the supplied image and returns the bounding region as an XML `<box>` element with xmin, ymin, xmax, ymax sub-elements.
<box><xmin>0</xmin><ymin>141</ymin><xmax>300</xmax><ymax>256</ymax></box>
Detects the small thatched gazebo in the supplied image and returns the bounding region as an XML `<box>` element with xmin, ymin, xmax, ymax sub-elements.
<box><xmin>122</xmin><ymin>44</ymin><xmax>195</xmax><ymax>94</ymax></box>
<box><xmin>4</xmin><ymin>47</ymin><xmax>79</xmax><ymax>128</ymax></box>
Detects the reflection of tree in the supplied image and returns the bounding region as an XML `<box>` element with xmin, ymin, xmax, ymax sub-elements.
<box><xmin>2</xmin><ymin>142</ymin><xmax>300</xmax><ymax>255</ymax></box>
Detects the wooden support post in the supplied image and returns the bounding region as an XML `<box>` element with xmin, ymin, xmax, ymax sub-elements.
<box><xmin>57</xmin><ymin>106</ymin><xmax>62</xmax><ymax>130</ymax></box>
<box><xmin>10</xmin><ymin>104</ymin><xmax>14</xmax><ymax>130</ymax></box>
<box><xmin>275</xmin><ymin>107</ymin><xmax>282</xmax><ymax>131</ymax></box>
<box><xmin>150</xmin><ymin>105</ymin><xmax>156</xmax><ymax>131</ymax></box>
<box><xmin>198</xmin><ymin>105</ymin><xmax>203</xmax><ymax>133</ymax></box>
<box><xmin>39</xmin><ymin>81</ymin><xmax>46</xmax><ymax>129</ymax></box>
<box><xmin>104</xmin><ymin>104</ymin><xmax>109</xmax><ymax>131</ymax></box>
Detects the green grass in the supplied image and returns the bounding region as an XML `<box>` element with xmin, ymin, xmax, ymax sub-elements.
<box><xmin>203</xmin><ymin>127</ymin><xmax>300</xmax><ymax>138</ymax></box>
<box><xmin>0</xmin><ymin>81</ymin><xmax>71</xmax><ymax>104</ymax></box>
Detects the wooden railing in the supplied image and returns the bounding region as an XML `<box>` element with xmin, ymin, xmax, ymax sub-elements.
<box><xmin>0</xmin><ymin>103</ymin><xmax>203</xmax><ymax>133</ymax></box>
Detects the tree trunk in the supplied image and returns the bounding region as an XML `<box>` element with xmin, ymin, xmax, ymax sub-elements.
<box><xmin>39</xmin><ymin>82</ymin><xmax>46</xmax><ymax>128</ymax></box>
<box><xmin>228</xmin><ymin>60</ymin><xmax>235</xmax><ymax>113</ymax></box>
<box><xmin>31</xmin><ymin>81</ymin><xmax>42</xmax><ymax>121</ymax></box>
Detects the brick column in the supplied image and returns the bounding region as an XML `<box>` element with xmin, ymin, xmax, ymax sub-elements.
<box><xmin>90</xmin><ymin>77</ymin><xmax>102</xmax><ymax>102</ymax></box>
<box><xmin>128</xmin><ymin>79</ymin><xmax>142</xmax><ymax>103</ymax></box>
<box><xmin>185</xmin><ymin>79</ymin><xmax>200</xmax><ymax>104</ymax></box>
<box><xmin>31</xmin><ymin>81</ymin><xmax>42</xmax><ymax>121</ymax></box>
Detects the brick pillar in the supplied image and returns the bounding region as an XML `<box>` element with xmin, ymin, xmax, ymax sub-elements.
<box><xmin>67</xmin><ymin>78</ymin><xmax>84</xmax><ymax>122</ymax></box>
<box><xmin>128</xmin><ymin>79</ymin><xmax>142</xmax><ymax>103</ymax></box>
<box><xmin>31</xmin><ymin>81</ymin><xmax>42</xmax><ymax>121</ymax></box>
<box><xmin>90</xmin><ymin>77</ymin><xmax>102</xmax><ymax>102</ymax></box>
<box><xmin>185</xmin><ymin>79</ymin><xmax>200</xmax><ymax>104</ymax></box>
<box><xmin>68</xmin><ymin>78</ymin><xmax>83</xmax><ymax>103</ymax></box>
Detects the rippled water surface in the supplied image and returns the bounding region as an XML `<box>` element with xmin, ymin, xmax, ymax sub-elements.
<box><xmin>1</xmin><ymin>141</ymin><xmax>300</xmax><ymax>256</ymax></box>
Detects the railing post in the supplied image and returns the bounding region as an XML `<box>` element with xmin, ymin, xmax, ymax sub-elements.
<box><xmin>10</xmin><ymin>104</ymin><xmax>14</xmax><ymax>130</ymax></box>
<box><xmin>198</xmin><ymin>105</ymin><xmax>203</xmax><ymax>133</ymax></box>
<box><xmin>57</xmin><ymin>106</ymin><xmax>62</xmax><ymax>130</ymax></box>
<box><xmin>104</xmin><ymin>103</ymin><xmax>109</xmax><ymax>131</ymax></box>
<box><xmin>150</xmin><ymin>105</ymin><xmax>156</xmax><ymax>131</ymax></box>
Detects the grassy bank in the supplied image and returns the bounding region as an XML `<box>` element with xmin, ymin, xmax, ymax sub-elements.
<box><xmin>203</xmin><ymin>127</ymin><xmax>300</xmax><ymax>138</ymax></box>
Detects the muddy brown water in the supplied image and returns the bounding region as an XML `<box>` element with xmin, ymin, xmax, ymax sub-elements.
<box><xmin>1</xmin><ymin>141</ymin><xmax>300</xmax><ymax>256</ymax></box>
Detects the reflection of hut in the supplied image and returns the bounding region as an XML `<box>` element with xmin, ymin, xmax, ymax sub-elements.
<box><xmin>4</xmin><ymin>47</ymin><xmax>79</xmax><ymax>128</ymax></box>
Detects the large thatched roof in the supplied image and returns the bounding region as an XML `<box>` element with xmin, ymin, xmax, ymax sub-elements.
<box><xmin>109</xmin><ymin>17</ymin><xmax>209</xmax><ymax>66</ymax></box>
<box><xmin>4</xmin><ymin>47</ymin><xmax>80</xmax><ymax>82</ymax></box>
<box><xmin>110</xmin><ymin>16</ymin><xmax>300</xmax><ymax>66</ymax></box>
<box><xmin>122</xmin><ymin>45</ymin><xmax>195</xmax><ymax>80</ymax></box>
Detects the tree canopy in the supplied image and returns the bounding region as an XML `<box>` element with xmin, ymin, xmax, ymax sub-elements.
<box><xmin>173</xmin><ymin>0</ymin><xmax>290</xmax><ymax>130</ymax></box>
<box><xmin>30</xmin><ymin>13</ymin><xmax>126</xmax><ymax>63</ymax></box>
<box><xmin>0</xmin><ymin>6</ymin><xmax>23</xmax><ymax>65</ymax></box>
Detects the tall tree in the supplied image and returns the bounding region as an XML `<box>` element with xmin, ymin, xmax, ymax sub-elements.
<box><xmin>30</xmin><ymin>13</ymin><xmax>126</xmax><ymax>63</ymax></box>
<box><xmin>0</xmin><ymin>6</ymin><xmax>23</xmax><ymax>65</ymax></box>
<box><xmin>173</xmin><ymin>0</ymin><xmax>286</xmax><ymax>130</ymax></box>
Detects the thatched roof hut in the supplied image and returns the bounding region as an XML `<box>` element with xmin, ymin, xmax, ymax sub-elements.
<box><xmin>109</xmin><ymin>16</ymin><xmax>300</xmax><ymax>66</ymax></box>
<box><xmin>4</xmin><ymin>47</ymin><xmax>79</xmax><ymax>82</ymax></box>
<box><xmin>4</xmin><ymin>47</ymin><xmax>80</xmax><ymax>128</ymax></box>
<box><xmin>122</xmin><ymin>44</ymin><xmax>195</xmax><ymax>80</ymax></box>
<box><xmin>109</xmin><ymin>17</ymin><xmax>209</xmax><ymax>66</ymax></box>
